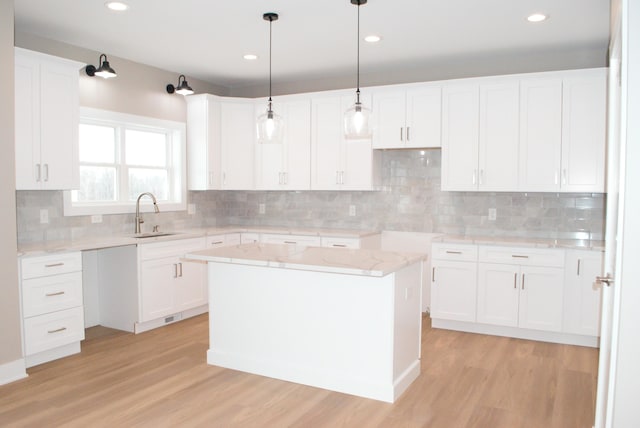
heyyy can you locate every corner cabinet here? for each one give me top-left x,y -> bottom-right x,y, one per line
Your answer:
311,94 -> 381,190
186,94 -> 255,190
372,85 -> 442,149
255,99 -> 311,190
14,48 -> 84,190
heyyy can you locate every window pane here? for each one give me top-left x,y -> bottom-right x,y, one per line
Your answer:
79,124 -> 116,163
128,168 -> 168,200
125,130 -> 167,167
74,166 -> 117,201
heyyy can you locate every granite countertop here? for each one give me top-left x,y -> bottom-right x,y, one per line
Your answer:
185,243 -> 426,277
17,227 -> 381,257
433,235 -> 605,251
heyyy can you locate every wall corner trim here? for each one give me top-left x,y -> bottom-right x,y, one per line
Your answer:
0,358 -> 28,386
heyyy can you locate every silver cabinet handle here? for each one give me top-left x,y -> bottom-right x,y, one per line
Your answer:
45,262 -> 65,268
577,259 -> 581,276
173,263 -> 178,278
562,169 -> 567,185
44,164 -> 49,182
512,255 -> 529,259
407,126 -> 411,141
46,291 -> 65,297
400,127 -> 403,141
331,244 -> 347,248
284,241 -> 297,244
48,327 -> 67,334
178,262 -> 183,277
554,170 -> 559,185
522,273 -> 526,290
211,240 -> 223,245
513,273 -> 517,289
446,251 -> 462,254
472,170 -> 477,185
432,267 -> 436,282
36,164 -> 41,182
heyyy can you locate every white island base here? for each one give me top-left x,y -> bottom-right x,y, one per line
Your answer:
200,246 -> 423,403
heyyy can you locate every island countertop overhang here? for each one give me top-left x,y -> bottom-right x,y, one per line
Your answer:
185,243 -> 426,277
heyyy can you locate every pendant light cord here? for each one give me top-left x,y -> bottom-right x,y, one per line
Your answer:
356,3 -> 361,104
269,17 -> 273,104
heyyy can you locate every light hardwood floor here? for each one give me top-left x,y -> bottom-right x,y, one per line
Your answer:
0,314 -> 598,427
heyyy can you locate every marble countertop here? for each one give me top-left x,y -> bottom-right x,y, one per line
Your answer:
185,243 -> 426,277
433,235 -> 605,251
17,227 -> 380,257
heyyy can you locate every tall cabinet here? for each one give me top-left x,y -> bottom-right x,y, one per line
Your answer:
14,48 -> 84,190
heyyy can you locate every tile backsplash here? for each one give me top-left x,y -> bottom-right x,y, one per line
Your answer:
16,149 -> 605,244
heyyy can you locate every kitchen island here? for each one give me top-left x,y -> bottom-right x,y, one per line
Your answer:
185,243 -> 425,403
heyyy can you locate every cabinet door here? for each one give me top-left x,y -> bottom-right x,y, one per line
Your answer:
139,257 -> 177,322
39,58 -> 80,189
282,100 -> 311,190
311,97 -> 342,190
14,53 -> 41,189
175,260 -> 207,312
477,263 -> 519,327
405,86 -> 442,149
441,84 -> 479,191
372,90 -> 406,149
341,95 -> 374,190
431,260 -> 477,322
563,250 -> 603,336
519,78 -> 562,191
221,101 -> 255,190
561,72 -> 607,192
187,95 -> 222,190
518,266 -> 564,332
478,82 -> 520,191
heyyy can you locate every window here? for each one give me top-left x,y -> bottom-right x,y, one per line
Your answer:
64,108 -> 186,216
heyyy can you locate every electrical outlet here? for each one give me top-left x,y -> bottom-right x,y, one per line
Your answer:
349,205 -> 356,216
39,209 -> 49,224
259,203 -> 266,214
188,203 -> 196,215
488,208 -> 497,221
91,214 -> 103,224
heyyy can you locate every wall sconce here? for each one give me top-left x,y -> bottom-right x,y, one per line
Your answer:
85,54 -> 117,79
166,75 -> 194,96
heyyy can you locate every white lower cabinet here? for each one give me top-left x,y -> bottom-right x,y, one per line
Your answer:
138,237 -> 207,324
20,252 -> 85,367
261,233 -> 322,247
563,249 -> 603,336
430,244 -> 478,322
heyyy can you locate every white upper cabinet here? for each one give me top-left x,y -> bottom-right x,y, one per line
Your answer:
561,70 -> 607,192
255,99 -> 311,190
186,95 -> 255,190
518,77 -> 563,192
15,48 -> 83,190
441,83 -> 480,191
372,85 -> 442,149
311,94 -> 378,190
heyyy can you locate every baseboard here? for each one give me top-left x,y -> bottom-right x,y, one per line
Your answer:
0,358 -> 28,386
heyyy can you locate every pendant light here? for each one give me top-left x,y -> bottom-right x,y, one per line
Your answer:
344,0 -> 372,139
256,12 -> 284,144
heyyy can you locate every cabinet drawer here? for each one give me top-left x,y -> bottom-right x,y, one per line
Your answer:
261,234 -> 322,247
431,243 -> 478,261
21,252 -> 82,279
479,245 -> 565,267
139,237 -> 206,260
24,306 -> 85,355
22,272 -> 83,317
207,233 -> 241,248
240,233 -> 260,244
321,237 -> 360,249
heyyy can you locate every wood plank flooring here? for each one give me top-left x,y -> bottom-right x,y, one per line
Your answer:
0,314 -> 598,427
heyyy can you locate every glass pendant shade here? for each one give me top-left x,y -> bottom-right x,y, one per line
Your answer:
344,101 -> 372,139
257,106 -> 284,143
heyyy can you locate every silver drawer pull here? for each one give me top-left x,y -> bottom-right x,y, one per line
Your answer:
211,241 -> 224,245
332,244 -> 347,248
48,327 -> 67,334
45,262 -> 65,268
445,251 -> 462,254
45,291 -> 65,297
511,255 -> 529,259
284,241 -> 297,244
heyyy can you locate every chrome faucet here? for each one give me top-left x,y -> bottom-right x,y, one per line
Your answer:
135,192 -> 160,234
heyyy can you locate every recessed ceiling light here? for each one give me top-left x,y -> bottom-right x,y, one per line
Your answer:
527,13 -> 548,22
243,54 -> 258,60
364,35 -> 381,43
105,2 -> 129,11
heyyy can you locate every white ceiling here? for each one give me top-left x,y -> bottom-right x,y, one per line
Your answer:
14,0 -> 610,89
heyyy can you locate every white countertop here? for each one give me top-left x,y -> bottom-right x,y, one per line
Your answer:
185,243 -> 426,277
433,235 -> 605,251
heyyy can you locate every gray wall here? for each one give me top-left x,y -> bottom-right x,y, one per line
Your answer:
0,0 -> 23,366
17,150 -> 605,245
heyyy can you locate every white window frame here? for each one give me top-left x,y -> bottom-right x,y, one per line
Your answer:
64,107 -> 187,216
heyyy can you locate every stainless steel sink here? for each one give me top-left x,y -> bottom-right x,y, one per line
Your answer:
132,232 -> 177,239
